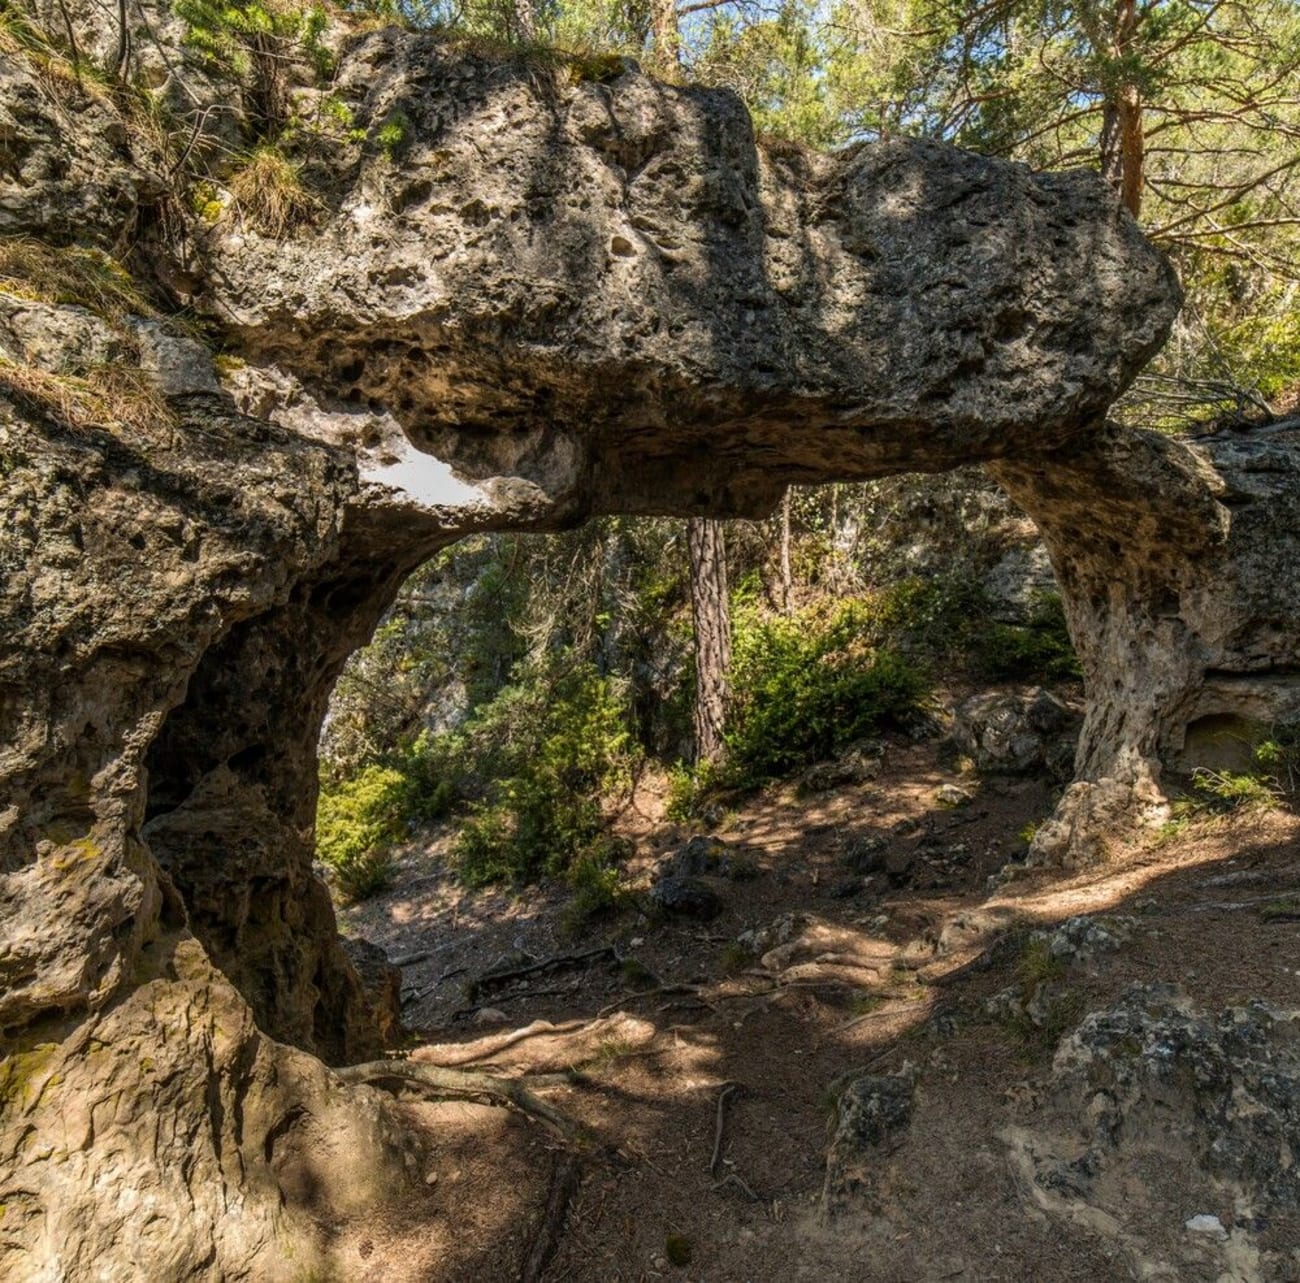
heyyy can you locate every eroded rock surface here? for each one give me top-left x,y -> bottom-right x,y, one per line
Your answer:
0,19 -> 1294,1282
195,34 -> 1178,518
1005,984 -> 1300,1279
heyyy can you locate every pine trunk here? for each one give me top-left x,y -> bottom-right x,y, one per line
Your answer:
650,0 -> 681,72
1100,0 -> 1143,217
779,488 -> 793,614
688,517 -> 731,764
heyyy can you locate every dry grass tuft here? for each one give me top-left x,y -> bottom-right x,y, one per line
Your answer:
225,146 -> 320,238
0,359 -> 175,434
0,237 -> 154,323
0,6 -> 112,104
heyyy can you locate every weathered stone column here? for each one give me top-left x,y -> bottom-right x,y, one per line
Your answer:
993,417 -> 1300,862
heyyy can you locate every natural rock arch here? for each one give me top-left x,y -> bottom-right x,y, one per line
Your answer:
2,32 -> 1298,1280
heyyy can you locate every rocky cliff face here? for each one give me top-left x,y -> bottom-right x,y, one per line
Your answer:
1,19 -> 1296,1281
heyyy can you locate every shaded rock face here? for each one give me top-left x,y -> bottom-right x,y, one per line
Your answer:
994,420 -> 1300,863
201,34 -> 1177,518
951,687 -> 1080,780
1005,985 -> 1300,1278
0,25 -> 1295,1283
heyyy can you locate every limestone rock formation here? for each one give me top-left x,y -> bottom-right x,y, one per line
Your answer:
951,687 -> 1080,780
0,18 -> 1296,1281
1005,984 -> 1300,1278
994,419 -> 1300,863
199,33 -> 1176,518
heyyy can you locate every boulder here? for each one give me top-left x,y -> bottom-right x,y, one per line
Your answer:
661,834 -> 759,880
823,1070 -> 917,1217
340,936 -> 405,1047
951,687 -> 1080,778
1005,985 -> 1300,1278
648,875 -> 723,920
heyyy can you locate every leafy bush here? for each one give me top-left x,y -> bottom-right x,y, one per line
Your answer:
449,659 -> 638,886
1189,766 -> 1280,813
315,764 -> 407,901
720,598 -> 929,787
974,591 -> 1081,683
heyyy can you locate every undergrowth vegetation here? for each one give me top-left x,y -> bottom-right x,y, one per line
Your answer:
715,596 -> 928,789
319,485 -> 1089,902
1156,732 -> 1300,843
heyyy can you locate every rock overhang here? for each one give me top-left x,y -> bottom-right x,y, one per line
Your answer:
197,39 -> 1182,519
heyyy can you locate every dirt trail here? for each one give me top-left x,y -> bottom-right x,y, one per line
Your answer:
338,739 -> 1300,1282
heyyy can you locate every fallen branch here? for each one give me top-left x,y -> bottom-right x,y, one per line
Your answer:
472,947 -> 619,997
339,1059 -> 590,1145
709,1083 -> 737,1177
519,1151 -> 583,1283
401,965 -> 467,1006
597,983 -> 775,1019
392,950 -> 433,968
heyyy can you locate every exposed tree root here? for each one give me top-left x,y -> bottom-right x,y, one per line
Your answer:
710,1082 -> 737,1177
416,1017 -> 594,1067
519,1150 -> 584,1283
338,1059 -> 592,1146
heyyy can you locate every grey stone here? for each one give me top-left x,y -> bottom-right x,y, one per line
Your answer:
951,687 -> 1080,778
1005,985 -> 1300,1278
736,913 -> 804,955
648,875 -> 723,920
798,741 -> 884,793
823,1070 -> 916,1216
841,833 -> 888,874
662,834 -> 758,880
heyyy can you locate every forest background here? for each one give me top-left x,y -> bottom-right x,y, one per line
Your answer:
82,0 -> 1299,903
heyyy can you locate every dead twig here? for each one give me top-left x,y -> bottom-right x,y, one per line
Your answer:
712,1171 -> 760,1201
709,1083 -> 737,1177
401,964 -> 466,1006
472,947 -> 618,997
519,1151 -> 583,1283
338,1059 -> 590,1146
597,983 -> 774,1020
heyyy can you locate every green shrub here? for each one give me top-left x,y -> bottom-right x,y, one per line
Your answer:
315,764 -> 407,901
560,844 -> 633,935
721,598 -> 929,787
1190,767 -> 1280,813
974,591 -> 1080,683
450,659 -> 638,886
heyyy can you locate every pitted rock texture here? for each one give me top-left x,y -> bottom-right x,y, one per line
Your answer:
1005,984 -> 1300,1279
199,35 -> 1179,516
1,936 -> 420,1283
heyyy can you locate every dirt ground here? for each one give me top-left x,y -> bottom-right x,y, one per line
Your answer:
336,732 -> 1300,1283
